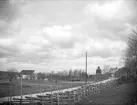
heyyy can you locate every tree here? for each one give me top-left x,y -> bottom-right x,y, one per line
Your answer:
103,65 -> 111,74
7,68 -> 18,72
124,26 -> 137,75
7,67 -> 18,81
37,72 -> 46,80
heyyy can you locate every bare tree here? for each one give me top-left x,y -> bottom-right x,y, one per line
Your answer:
7,67 -> 18,72
7,67 -> 18,81
103,65 -> 111,74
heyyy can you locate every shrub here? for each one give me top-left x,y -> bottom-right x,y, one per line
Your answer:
117,75 -> 137,84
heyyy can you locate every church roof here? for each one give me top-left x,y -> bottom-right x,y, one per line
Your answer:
20,70 -> 35,75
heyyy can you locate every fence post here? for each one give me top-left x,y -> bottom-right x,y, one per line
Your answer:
51,86 -> 53,105
20,76 -> 22,105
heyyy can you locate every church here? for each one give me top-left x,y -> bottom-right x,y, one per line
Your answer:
96,66 -> 102,75
90,66 -> 108,81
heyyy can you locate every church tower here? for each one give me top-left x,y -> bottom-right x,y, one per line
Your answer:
96,66 -> 102,75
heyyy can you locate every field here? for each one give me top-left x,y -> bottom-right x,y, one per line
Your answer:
76,82 -> 137,105
0,79 -> 87,98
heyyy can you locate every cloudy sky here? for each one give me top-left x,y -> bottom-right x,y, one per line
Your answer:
0,0 -> 137,74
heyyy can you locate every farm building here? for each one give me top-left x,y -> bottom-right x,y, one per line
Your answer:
114,67 -> 135,77
20,70 -> 35,80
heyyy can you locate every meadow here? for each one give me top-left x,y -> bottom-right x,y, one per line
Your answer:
0,79 -> 86,98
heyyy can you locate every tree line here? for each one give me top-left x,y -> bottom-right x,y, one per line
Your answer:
6,68 -> 87,81
35,69 -> 87,81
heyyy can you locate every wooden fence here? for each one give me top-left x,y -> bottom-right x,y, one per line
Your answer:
2,78 -> 117,105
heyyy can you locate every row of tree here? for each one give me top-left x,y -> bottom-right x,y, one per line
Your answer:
6,68 -> 87,81
35,69 -> 87,80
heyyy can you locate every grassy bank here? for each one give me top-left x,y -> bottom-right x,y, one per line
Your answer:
76,76 -> 137,105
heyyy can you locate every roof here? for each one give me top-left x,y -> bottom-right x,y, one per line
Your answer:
20,70 -> 35,75
108,67 -> 119,73
115,67 -> 129,75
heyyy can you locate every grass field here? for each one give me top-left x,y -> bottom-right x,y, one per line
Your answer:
76,82 -> 137,105
0,79 -> 86,98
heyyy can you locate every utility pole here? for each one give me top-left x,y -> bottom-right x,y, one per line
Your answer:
85,52 -> 87,84
9,78 -> 12,105
20,75 -> 22,105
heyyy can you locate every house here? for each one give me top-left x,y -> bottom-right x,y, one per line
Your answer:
108,67 -> 119,77
114,67 -> 130,77
20,70 -> 35,80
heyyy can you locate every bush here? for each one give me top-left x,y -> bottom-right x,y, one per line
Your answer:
128,75 -> 137,82
117,75 -> 137,84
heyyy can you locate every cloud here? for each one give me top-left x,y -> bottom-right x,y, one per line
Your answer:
0,37 -> 20,59
72,37 -> 126,58
37,24 -> 126,60
0,0 -> 18,22
85,0 -> 122,19
83,0 -> 137,41
84,0 -> 137,20
39,25 -> 76,49
42,25 -> 72,42
0,0 -> 136,73
0,0 -> 20,37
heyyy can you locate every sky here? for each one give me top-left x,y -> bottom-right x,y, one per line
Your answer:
0,0 -> 137,74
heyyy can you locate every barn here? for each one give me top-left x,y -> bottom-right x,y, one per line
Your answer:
20,70 -> 35,80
